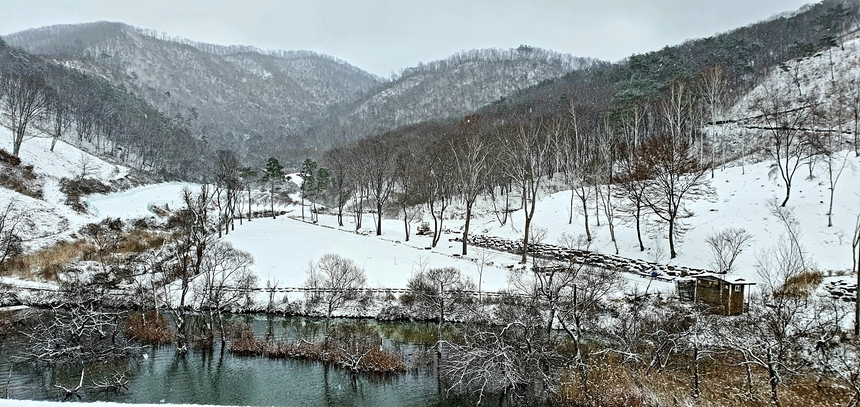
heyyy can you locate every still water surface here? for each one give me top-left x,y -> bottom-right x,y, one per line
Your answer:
1,315 -> 465,406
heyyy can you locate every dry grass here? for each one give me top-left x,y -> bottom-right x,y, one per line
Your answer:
125,311 -> 173,345
115,229 -> 166,254
0,165 -> 42,199
1,239 -> 91,280
776,270 -> 824,299
559,355 -> 653,407
229,326 -> 407,374
558,351 -> 851,407
1,229 -> 167,280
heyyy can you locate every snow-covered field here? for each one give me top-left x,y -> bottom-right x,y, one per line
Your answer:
223,215 -> 514,291
4,132 -> 858,295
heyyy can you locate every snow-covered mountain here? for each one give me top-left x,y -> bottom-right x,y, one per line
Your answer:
4,22 -> 383,153
315,47 -> 604,143
5,23 -> 597,152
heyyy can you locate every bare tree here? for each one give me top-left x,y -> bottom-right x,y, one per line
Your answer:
407,266 -> 474,329
425,141 -> 455,248
699,65 -> 727,174
0,202 -> 25,269
640,133 -> 712,259
451,114 -> 491,255
162,185 -> 216,352
304,253 -> 367,319
720,236 -> 816,407
322,147 -> 354,227
557,107 -> 597,241
214,150 -> 241,235
498,121 -> 553,263
813,78 -> 854,227
440,319 -> 561,405
359,138 -> 397,236
238,166 -> 258,223
393,139 -> 425,242
705,228 -> 754,273
853,213 -> 860,336
596,120 -> 620,254
194,240 -> 256,346
1,72 -> 51,157
750,82 -> 815,207
616,153 -> 650,252
44,87 -> 72,152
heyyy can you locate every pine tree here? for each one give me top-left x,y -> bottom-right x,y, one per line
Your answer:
260,157 -> 285,219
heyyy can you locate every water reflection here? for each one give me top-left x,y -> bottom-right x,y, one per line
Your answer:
1,315 -> 473,406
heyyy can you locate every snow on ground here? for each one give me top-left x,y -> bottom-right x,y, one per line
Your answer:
0,129 -> 127,250
730,33 -> 860,120
223,215 -> 515,292
0,129 -> 129,183
86,182 -> 191,219
467,154 -> 860,287
71,147 -> 858,296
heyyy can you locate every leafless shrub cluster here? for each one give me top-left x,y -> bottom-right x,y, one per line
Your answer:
124,311 -> 172,345
229,323 -> 406,374
705,227 -> 754,273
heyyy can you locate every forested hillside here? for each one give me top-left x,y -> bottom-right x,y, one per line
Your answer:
5,23 -> 598,164
480,0 -> 860,122
0,36 -> 208,178
312,47 -> 604,144
5,21 -> 383,159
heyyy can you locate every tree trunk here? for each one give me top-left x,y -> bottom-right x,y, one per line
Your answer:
692,345 -> 700,398
402,207 -> 410,242
828,184 -> 835,227
462,201 -> 473,255
569,189 -> 575,224
522,211 -> 532,264
668,218 -> 677,259
579,192 -> 591,242
376,203 -> 383,236
635,206 -> 645,251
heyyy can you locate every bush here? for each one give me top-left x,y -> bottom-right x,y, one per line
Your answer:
0,149 -> 21,166
0,161 -> 42,199
125,311 -> 173,345
775,270 -> 824,299
229,328 -> 407,373
60,177 -> 112,213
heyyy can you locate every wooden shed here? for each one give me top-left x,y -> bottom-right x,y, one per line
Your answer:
676,273 -> 755,315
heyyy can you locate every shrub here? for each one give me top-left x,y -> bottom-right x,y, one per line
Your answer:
229,329 -> 406,373
775,270 -> 824,299
0,162 -> 42,199
60,177 -> 112,213
125,311 -> 173,345
0,149 -> 20,166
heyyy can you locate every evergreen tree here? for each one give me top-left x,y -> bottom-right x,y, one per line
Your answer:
261,157 -> 285,219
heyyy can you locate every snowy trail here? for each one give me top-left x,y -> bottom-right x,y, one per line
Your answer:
86,182 -> 191,218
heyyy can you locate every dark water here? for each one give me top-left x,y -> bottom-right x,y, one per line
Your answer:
0,316 -> 466,406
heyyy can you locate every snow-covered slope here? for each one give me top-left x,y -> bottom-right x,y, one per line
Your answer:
1,128 -> 122,249
0,128 -> 186,251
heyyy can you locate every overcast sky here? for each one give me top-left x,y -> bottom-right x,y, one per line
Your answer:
1,0 -> 812,77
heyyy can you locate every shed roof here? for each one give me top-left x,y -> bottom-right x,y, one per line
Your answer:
695,273 -> 756,286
